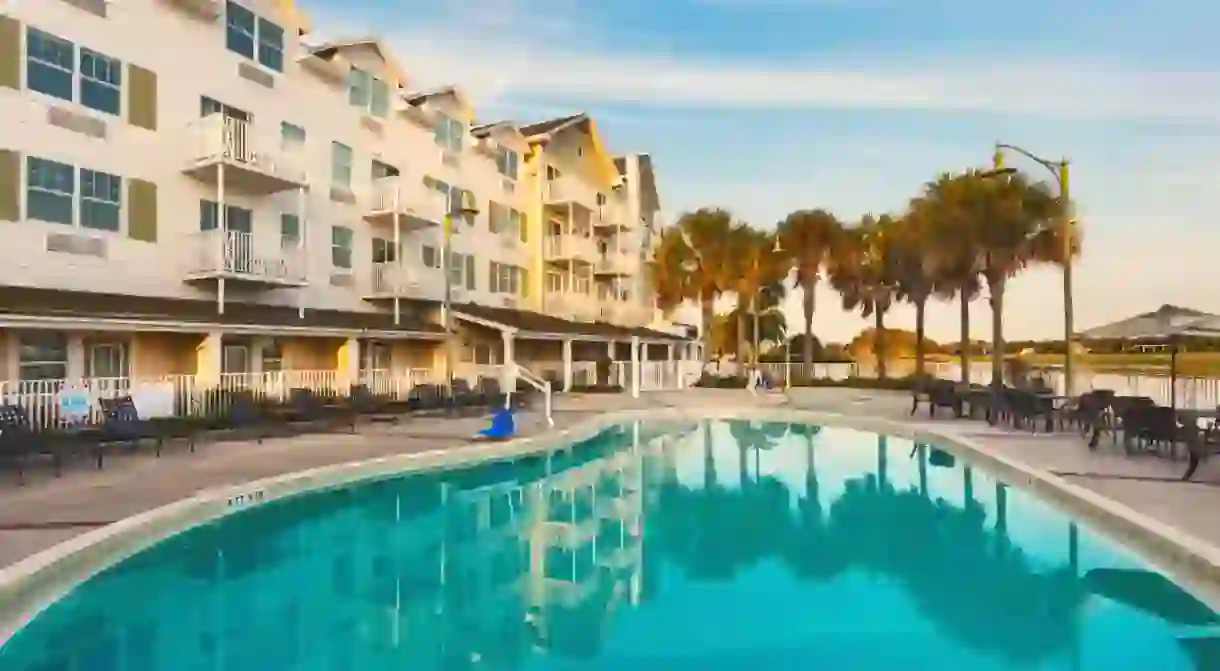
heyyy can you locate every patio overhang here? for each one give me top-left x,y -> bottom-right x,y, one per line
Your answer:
449,303 -> 692,344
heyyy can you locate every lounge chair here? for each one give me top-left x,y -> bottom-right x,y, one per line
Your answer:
0,404 -> 72,484
910,378 -> 964,418
406,384 -> 445,412
348,385 -> 402,429
218,390 -> 284,443
89,396 -> 173,467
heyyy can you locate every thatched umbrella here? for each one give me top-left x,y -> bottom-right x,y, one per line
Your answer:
1077,304 -> 1220,409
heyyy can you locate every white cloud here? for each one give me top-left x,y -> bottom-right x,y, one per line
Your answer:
298,0 -> 1220,123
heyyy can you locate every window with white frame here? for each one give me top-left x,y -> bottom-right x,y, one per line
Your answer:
495,148 -> 519,180
281,122 -> 305,150
225,1 -> 284,72
331,142 -> 353,188
349,68 -> 390,118
200,200 -> 252,233
19,332 -> 68,381
422,244 -> 440,269
434,114 -> 464,153
86,341 -> 129,379
25,28 -> 123,116
79,169 -> 121,231
221,343 -> 251,375
372,237 -> 397,264
26,157 -> 74,226
262,340 -> 283,372
489,262 -> 525,295
280,213 -> 299,250
332,226 -> 353,269
201,96 -> 251,121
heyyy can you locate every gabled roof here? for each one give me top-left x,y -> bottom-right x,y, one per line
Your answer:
613,154 -> 661,214
403,86 -> 473,119
306,37 -> 408,86
519,112 -> 588,138
471,121 -> 528,151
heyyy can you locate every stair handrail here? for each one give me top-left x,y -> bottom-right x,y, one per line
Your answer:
511,363 -> 553,427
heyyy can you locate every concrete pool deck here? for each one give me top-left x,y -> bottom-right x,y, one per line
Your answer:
2,386 -> 1220,574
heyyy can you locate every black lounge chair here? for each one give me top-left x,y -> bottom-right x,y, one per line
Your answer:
446,378 -> 482,415
89,396 -> 172,468
348,385 -> 402,429
476,377 -> 508,411
218,390 -> 285,443
910,378 -> 964,419
0,404 -> 72,484
406,384 -> 445,412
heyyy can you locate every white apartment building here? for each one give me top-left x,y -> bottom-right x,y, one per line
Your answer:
0,0 -> 699,409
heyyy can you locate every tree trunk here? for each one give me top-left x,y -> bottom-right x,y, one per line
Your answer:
736,307 -> 747,364
959,292 -> 971,384
751,296 -> 760,365
989,277 -> 1006,388
802,278 -> 816,367
874,308 -> 888,380
914,296 -> 928,378
701,296 -> 715,367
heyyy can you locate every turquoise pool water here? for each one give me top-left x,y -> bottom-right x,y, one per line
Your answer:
2,420 -> 1217,670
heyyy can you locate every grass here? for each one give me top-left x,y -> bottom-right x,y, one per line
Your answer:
919,352 -> 1220,376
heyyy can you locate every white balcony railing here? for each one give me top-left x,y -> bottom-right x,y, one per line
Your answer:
187,115 -> 307,186
188,229 -> 307,283
546,235 -> 597,260
371,262 -> 442,298
544,177 -> 598,208
595,252 -> 636,275
369,178 -> 449,225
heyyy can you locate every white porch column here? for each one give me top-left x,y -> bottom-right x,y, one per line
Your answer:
665,343 -> 675,388
630,335 -> 641,398
501,331 -> 515,392
250,336 -> 270,375
196,331 -> 223,387
66,333 -> 86,381
338,337 -> 360,390
562,338 -> 574,392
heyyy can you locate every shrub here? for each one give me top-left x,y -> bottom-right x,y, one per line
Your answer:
693,373 -> 747,388
789,375 -> 921,391
570,383 -> 623,394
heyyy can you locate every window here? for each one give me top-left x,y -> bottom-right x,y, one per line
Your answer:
26,157 -> 74,226
371,160 -> 398,179
465,254 -> 476,290
261,341 -> 283,372
422,245 -> 439,269
79,169 -> 121,231
280,213 -> 300,249
256,18 -> 284,71
546,165 -> 562,181
281,122 -> 306,149
596,193 -> 607,207
19,333 -> 68,381
576,147 -> 583,157
347,68 -> 370,107
200,200 -> 252,233
331,142 -> 353,188
201,96 -> 250,121
225,2 -> 284,72
221,343 -> 251,374
86,341 -> 129,379
495,149 -> 519,180
26,29 -> 74,103
372,237 -> 397,264
488,201 -> 506,234
370,79 -> 389,117
434,115 -> 464,153
490,262 -> 525,295
78,47 -> 122,115
332,226 -> 353,269
449,251 -> 464,287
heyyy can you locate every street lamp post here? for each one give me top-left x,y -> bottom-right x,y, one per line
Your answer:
442,191 -> 481,393
991,143 -> 1074,396
751,237 -> 784,372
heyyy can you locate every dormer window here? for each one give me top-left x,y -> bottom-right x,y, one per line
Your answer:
435,114 -> 464,153
348,67 -> 390,117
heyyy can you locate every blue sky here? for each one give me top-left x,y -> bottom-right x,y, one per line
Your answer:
301,0 -> 1220,343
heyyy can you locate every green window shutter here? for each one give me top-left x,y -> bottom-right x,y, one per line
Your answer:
0,16 -> 20,91
520,268 -> 530,298
127,64 -> 158,130
127,179 -> 158,241
0,149 -> 18,221
518,211 -> 529,243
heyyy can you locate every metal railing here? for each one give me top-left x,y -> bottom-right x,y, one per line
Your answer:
511,364 -> 553,426
189,115 -> 306,184
189,229 -> 307,282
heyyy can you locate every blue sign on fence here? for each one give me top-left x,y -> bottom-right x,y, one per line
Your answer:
57,388 -> 92,422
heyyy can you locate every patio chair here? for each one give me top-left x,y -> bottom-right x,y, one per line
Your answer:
347,384 -> 402,429
445,378 -> 482,416
1089,396 -> 1156,450
476,377 -> 508,411
1064,389 -> 1115,436
270,388 -> 350,430
405,384 -> 445,412
217,389 -> 284,443
0,404 -> 71,484
88,396 -> 172,468
910,378 -> 964,419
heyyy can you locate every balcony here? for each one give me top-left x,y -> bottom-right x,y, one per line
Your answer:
593,251 -> 636,276
543,177 -> 598,211
592,201 -> 628,230
545,235 -> 597,264
185,230 -> 307,286
364,178 -> 448,230
366,263 -> 442,300
182,116 -> 307,195
599,299 -> 652,326
546,292 -> 596,321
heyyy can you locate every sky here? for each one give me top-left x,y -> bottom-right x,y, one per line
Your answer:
300,0 -> 1220,344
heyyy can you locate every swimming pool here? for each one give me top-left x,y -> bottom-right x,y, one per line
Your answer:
1,419 -> 1216,669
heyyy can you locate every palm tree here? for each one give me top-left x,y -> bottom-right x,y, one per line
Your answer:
967,172 -> 1063,386
921,172 -> 984,384
649,208 -> 739,365
728,226 -> 788,365
828,215 -> 899,379
890,198 -> 944,378
777,209 -> 842,371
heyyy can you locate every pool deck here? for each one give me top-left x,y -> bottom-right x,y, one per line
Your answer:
2,387 -> 1219,572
